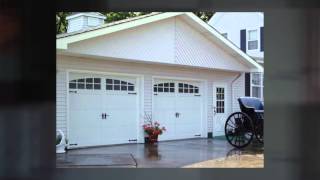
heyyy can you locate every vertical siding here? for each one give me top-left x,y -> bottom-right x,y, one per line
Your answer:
232,73 -> 245,112
56,70 -> 67,135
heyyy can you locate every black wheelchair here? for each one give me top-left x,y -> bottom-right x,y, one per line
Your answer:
224,97 -> 264,148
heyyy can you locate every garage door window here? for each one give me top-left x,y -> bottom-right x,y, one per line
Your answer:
69,78 -> 101,90
106,79 -> 134,91
154,83 -> 175,93
178,83 -> 199,94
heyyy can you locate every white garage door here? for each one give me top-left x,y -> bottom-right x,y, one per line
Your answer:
153,79 -> 202,141
68,73 -> 138,148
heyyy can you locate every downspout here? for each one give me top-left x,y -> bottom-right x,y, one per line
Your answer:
231,73 -> 243,112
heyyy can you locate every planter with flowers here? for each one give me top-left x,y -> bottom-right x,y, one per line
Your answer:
143,121 -> 166,144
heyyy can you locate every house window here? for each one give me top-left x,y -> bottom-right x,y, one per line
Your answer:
178,83 -> 199,94
248,30 -> 258,50
154,82 -> 175,93
251,72 -> 264,100
69,78 -> 101,90
106,79 -> 134,91
216,87 -> 225,113
222,33 -> 228,38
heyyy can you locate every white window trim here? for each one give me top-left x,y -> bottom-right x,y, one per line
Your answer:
247,29 -> 259,50
250,72 -> 264,101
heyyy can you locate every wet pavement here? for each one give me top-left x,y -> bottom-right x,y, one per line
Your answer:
56,138 -> 263,168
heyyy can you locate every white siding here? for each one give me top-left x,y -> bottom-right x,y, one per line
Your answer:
175,17 -> 248,72
68,18 -> 176,64
67,16 -> 84,33
207,81 -> 213,132
56,71 -> 67,135
67,17 -> 250,72
231,72 -> 245,112
57,55 -> 245,139
144,75 -> 153,115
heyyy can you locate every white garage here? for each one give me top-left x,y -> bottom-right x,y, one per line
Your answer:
56,12 -> 263,149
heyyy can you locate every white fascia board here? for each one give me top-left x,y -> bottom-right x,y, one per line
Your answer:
184,12 -> 264,72
57,12 -> 184,50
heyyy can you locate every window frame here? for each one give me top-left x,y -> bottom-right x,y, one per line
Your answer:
247,29 -> 258,50
216,87 -> 225,113
250,72 -> 264,101
105,78 -> 135,92
177,83 -> 199,94
153,82 -> 175,93
69,77 -> 101,90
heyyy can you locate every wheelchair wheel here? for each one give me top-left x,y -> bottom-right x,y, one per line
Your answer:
255,120 -> 264,144
225,112 -> 254,148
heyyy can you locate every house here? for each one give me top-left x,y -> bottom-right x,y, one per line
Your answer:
56,12 -> 263,148
208,12 -> 264,100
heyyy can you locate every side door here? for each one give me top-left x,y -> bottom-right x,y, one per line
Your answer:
212,83 -> 228,137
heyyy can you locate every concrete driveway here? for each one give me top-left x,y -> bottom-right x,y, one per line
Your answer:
56,138 -> 263,168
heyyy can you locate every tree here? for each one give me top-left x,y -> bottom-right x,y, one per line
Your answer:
56,12 -> 71,34
56,12 -> 214,34
193,12 -> 214,22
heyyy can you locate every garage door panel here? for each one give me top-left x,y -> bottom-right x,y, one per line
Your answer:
70,94 -> 103,110
153,79 -> 202,141
68,73 -> 139,147
105,94 -> 136,108
101,93 -> 138,144
69,109 -> 102,147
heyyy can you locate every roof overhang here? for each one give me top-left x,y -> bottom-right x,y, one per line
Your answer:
57,51 -> 251,74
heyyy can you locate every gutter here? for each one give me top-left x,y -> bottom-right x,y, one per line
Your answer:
231,73 -> 243,112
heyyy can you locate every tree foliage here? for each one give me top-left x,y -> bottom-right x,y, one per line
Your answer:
56,12 -> 214,34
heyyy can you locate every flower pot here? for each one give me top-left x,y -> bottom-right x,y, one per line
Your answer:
145,134 -> 158,144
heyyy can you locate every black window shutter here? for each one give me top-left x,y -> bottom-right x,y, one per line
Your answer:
260,27 -> 264,52
240,29 -> 246,53
245,73 -> 251,96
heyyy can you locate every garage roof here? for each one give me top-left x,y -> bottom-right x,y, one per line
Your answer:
57,12 -> 263,72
